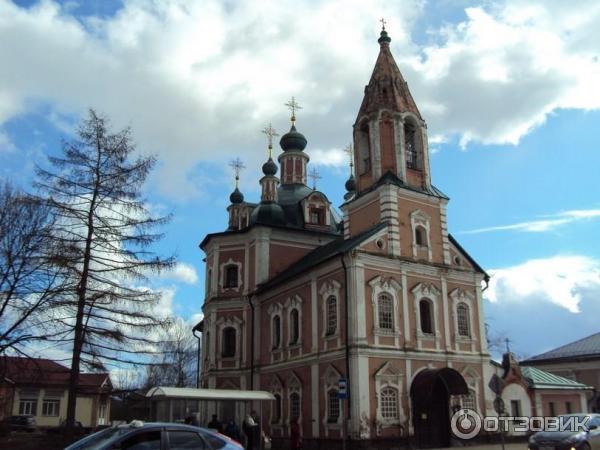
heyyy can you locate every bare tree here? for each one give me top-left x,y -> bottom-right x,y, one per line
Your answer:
35,109 -> 175,432
0,182 -> 64,354
144,318 -> 198,388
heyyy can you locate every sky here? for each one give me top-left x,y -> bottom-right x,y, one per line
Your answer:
1,0 -> 599,361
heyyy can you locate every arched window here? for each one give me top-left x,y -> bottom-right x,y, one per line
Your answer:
272,393 -> 282,423
405,122 -> 419,170
380,387 -> 399,419
415,226 -> 426,246
326,296 -> 337,336
419,299 -> 433,334
290,309 -> 300,345
327,389 -> 340,423
378,293 -> 393,330
221,327 -> 236,357
224,265 -> 238,288
457,302 -> 470,337
358,122 -> 371,175
204,331 -> 210,361
290,392 -> 301,420
206,268 -> 212,294
272,315 -> 281,349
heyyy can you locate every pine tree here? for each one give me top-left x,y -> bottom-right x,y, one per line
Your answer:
35,109 -> 175,432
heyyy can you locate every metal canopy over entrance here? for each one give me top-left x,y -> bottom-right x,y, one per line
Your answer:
410,368 -> 469,448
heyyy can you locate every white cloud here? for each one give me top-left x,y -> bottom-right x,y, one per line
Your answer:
485,255 -> 600,313
1,0 -> 600,199
463,208 -> 600,233
167,262 -> 199,285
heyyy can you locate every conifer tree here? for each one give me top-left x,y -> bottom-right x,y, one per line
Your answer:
36,109 -> 175,432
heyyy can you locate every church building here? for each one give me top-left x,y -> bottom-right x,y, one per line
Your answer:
198,26 -> 493,448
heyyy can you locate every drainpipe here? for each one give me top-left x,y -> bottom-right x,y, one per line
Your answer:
341,254 -> 351,419
248,295 -> 256,390
192,322 -> 202,388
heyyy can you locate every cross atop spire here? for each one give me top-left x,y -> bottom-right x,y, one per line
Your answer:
229,157 -> 246,187
261,123 -> 279,157
308,167 -> 321,190
285,96 -> 302,125
344,143 -> 354,174
380,18 -> 386,30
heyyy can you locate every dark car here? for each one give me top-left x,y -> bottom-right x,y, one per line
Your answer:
47,420 -> 88,436
528,414 -> 600,450
5,415 -> 37,432
64,420 -> 243,450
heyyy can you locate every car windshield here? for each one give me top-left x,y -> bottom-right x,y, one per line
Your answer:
64,426 -> 130,450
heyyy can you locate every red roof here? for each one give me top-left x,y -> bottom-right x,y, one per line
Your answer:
0,356 -> 111,392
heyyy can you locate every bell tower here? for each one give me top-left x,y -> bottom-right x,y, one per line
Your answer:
353,23 -> 431,193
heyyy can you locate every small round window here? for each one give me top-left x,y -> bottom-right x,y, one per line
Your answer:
376,238 -> 385,249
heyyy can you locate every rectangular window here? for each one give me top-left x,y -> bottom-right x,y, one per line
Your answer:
19,399 -> 37,416
310,208 -> 324,225
462,393 -> 476,411
42,399 -> 60,416
510,400 -> 521,417
549,401 -> 556,416
566,401 -> 572,414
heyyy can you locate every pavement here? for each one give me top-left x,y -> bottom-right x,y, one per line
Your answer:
430,444 -> 526,450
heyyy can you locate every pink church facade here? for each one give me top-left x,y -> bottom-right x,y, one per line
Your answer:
199,28 -> 493,448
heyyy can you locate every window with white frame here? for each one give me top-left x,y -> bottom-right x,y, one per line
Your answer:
290,392 -> 301,420
415,226 -> 426,246
378,293 -> 394,330
457,302 -> 470,337
19,399 -> 37,415
272,315 -> 281,349
42,399 -> 60,416
327,389 -> 340,423
326,296 -> 337,336
290,308 -> 300,345
380,387 -> 399,420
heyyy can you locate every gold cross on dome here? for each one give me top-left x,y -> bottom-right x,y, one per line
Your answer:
229,157 -> 246,186
308,167 -> 322,189
285,96 -> 302,125
261,123 -> 279,156
380,18 -> 387,30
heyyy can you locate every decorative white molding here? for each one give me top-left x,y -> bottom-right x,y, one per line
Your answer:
287,371 -> 303,426
368,276 -> 402,346
411,283 -> 441,350
374,362 -> 405,428
449,288 -> 477,352
219,258 -> 243,292
215,315 -> 243,369
322,365 -> 343,434
320,280 -> 341,343
410,210 -> 432,261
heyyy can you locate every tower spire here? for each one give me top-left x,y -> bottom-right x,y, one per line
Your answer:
228,157 -> 245,204
279,96 -> 310,185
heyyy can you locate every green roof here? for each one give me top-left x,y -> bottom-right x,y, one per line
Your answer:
521,366 -> 593,390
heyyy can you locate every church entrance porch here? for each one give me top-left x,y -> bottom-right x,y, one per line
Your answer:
410,368 -> 469,448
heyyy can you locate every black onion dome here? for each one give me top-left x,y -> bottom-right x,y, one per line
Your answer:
345,174 -> 356,192
280,125 -> 307,151
229,187 -> 244,204
262,157 -> 277,176
378,29 -> 391,45
249,202 -> 285,226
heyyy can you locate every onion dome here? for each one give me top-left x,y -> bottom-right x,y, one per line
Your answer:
229,186 -> 244,204
345,174 -> 356,192
262,157 -> 277,176
280,125 -> 307,151
378,28 -> 391,45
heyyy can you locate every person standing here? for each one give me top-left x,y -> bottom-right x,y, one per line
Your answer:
290,417 -> 302,450
243,412 -> 258,450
